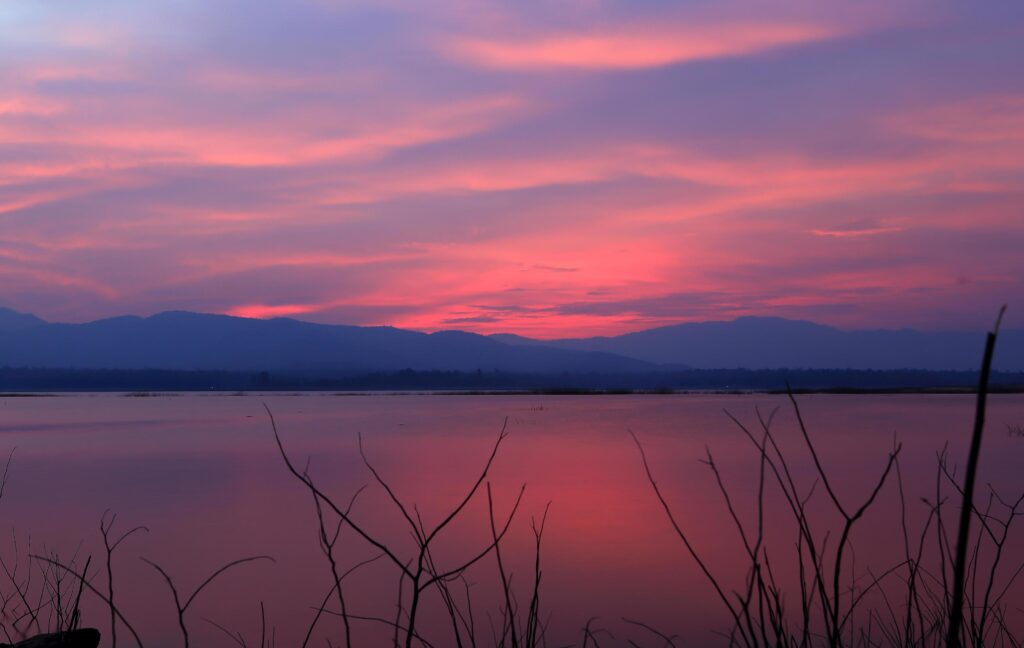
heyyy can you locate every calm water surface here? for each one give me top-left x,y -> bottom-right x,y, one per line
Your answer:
1,393 -> 1023,646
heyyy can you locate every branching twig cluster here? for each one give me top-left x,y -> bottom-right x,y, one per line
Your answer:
631,309 -> 1023,647
270,406 -> 552,648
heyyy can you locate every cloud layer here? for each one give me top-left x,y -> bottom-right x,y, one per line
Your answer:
1,0 -> 1023,336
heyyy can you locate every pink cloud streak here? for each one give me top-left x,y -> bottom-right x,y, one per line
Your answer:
444,22 -> 840,70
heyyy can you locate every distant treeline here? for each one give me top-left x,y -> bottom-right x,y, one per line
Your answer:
1,366 -> 1023,392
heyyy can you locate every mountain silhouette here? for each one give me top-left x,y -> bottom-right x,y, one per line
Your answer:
491,316 -> 1024,371
0,309 -> 650,374
0,307 -> 46,333
1,308 -> 1020,372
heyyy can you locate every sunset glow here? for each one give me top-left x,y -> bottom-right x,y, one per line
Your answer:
2,1 -> 1022,336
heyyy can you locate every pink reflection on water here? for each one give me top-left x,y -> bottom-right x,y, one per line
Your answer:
0,393 -> 1022,646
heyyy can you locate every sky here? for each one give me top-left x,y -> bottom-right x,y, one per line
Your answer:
1,1 -> 1023,338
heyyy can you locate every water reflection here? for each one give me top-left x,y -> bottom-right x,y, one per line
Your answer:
0,393 -> 1021,646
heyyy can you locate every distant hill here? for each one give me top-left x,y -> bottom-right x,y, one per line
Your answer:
491,316 -> 1024,371
0,307 -> 46,333
0,308 -> 1020,374
0,309 -> 650,374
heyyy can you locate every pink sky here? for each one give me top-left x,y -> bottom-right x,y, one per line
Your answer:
1,0 -> 1022,337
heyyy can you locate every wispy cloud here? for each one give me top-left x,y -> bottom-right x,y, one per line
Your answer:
442,22 -> 840,71
811,227 -> 903,238
887,94 -> 1024,144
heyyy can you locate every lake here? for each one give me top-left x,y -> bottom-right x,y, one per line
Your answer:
1,393 -> 1022,647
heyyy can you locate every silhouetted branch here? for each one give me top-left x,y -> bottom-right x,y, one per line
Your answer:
948,305 -> 1005,648
29,553 -> 144,647
141,555 -> 273,648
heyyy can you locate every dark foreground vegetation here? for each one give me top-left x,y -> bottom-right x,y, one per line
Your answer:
2,367 -> 1023,393
0,313 -> 1021,646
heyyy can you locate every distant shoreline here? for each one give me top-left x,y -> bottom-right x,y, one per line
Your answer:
2,366 -> 1023,395
3,386 -> 1023,397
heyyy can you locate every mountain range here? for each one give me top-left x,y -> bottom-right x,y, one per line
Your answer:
0,307 -> 1021,373
491,317 -> 1024,371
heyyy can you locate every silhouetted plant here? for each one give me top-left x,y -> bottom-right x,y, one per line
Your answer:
631,309 -> 1023,647
269,407 -> 551,648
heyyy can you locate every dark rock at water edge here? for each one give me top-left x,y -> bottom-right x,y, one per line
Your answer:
0,629 -> 100,648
